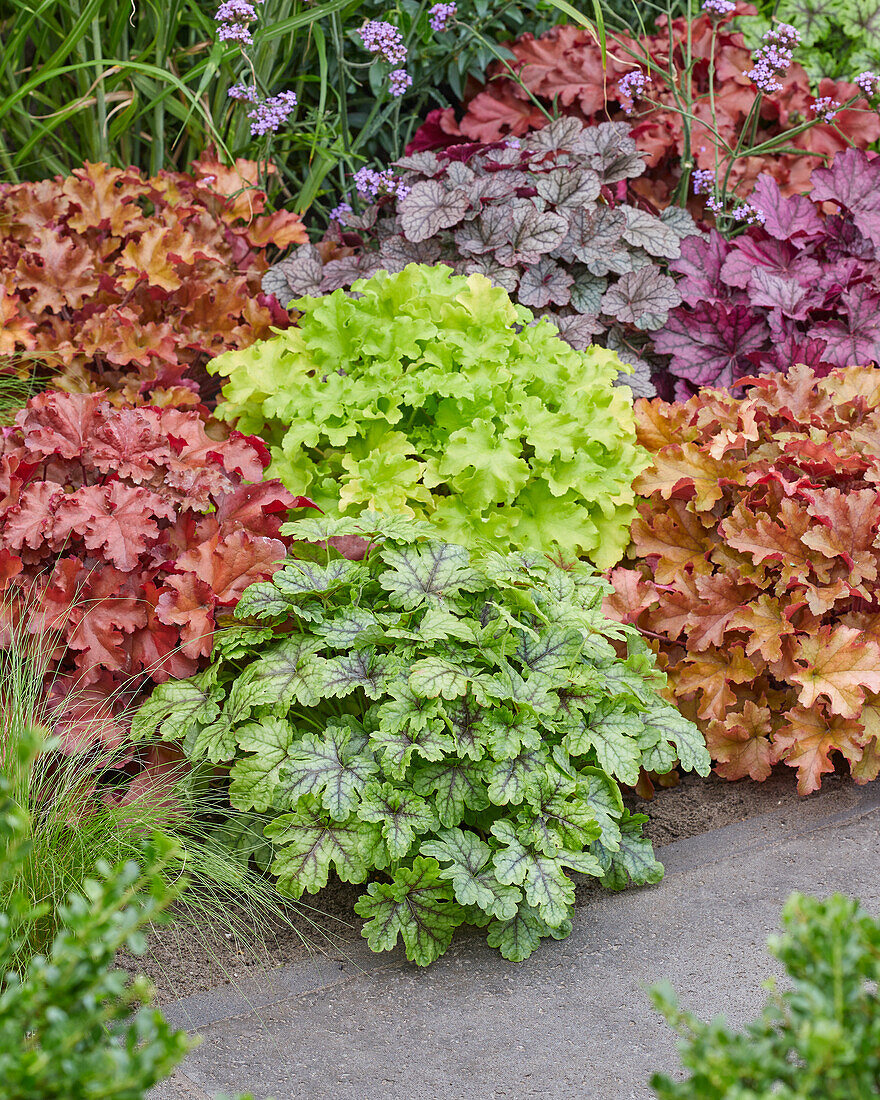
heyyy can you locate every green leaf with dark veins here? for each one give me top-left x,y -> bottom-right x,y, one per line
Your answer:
313,608 -> 388,650
131,667 -> 221,743
266,796 -> 381,897
273,558 -> 360,598
229,717 -> 296,813
486,903 -> 573,962
487,750 -> 546,805
369,721 -> 453,780
641,701 -> 711,776
514,627 -> 585,673
422,827 -> 521,919
359,781 -> 438,859
594,811 -> 664,891
233,582 -> 297,623
444,695 -> 492,761
583,766 -> 624,851
380,542 -> 485,609
519,774 -> 601,855
280,722 -> 378,819
565,701 -> 642,787
233,636 -> 327,710
408,656 -> 473,700
374,687 -> 443,735
413,760 -> 490,826
354,857 -> 466,966
323,647 -> 400,700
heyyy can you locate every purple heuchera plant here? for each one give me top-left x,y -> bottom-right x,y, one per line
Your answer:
263,117 -> 704,398
653,148 -> 880,399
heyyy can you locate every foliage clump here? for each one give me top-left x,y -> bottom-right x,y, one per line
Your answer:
650,892 -> 880,1099
264,118 -> 701,395
607,365 -> 880,794
0,731 -> 191,1100
136,514 -> 709,966
0,390 -> 312,746
410,12 -> 879,208
212,263 -> 649,567
0,156 -> 305,405
653,149 -> 880,397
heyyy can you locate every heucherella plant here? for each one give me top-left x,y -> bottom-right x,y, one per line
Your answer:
134,514 -> 710,965
210,263 -> 649,569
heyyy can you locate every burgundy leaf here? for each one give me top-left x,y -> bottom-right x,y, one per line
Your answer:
653,302 -> 771,386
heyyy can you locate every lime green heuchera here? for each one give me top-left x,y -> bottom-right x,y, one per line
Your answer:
210,264 -> 648,569
135,515 -> 709,966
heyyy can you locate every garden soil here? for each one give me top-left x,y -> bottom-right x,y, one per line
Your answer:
122,766 -> 836,1003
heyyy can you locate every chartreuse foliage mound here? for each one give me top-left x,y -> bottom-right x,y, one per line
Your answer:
209,264 -> 648,570
135,514 -> 709,966
650,893 -> 880,1099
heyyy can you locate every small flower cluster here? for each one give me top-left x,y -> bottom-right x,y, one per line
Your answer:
811,96 -> 841,123
359,19 -> 407,65
330,201 -> 353,224
701,0 -> 735,16
353,166 -> 410,201
691,168 -> 715,194
857,71 -> 880,98
359,19 -> 413,98
744,23 -> 800,94
228,85 -> 297,135
429,3 -> 456,32
702,189 -> 765,225
618,70 -> 648,114
215,0 -> 261,44
389,69 -> 412,97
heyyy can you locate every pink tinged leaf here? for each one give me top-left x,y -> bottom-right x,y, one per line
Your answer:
15,391 -> 104,460
456,256 -> 520,294
175,529 -> 287,604
398,179 -> 472,242
2,482 -> 65,551
746,268 -> 813,321
156,573 -> 216,659
747,173 -> 824,243
54,483 -> 176,571
670,230 -> 733,306
810,283 -> 880,367
810,148 -> 880,247
653,302 -> 771,386
720,236 -> 823,293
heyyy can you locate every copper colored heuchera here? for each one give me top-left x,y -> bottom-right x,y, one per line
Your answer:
1,155 -> 306,406
0,391 -> 315,751
408,6 -> 880,209
605,365 -> 880,794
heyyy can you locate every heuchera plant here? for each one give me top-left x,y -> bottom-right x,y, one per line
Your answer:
135,513 -> 709,966
653,149 -> 880,398
409,7 -> 880,209
0,390 -> 312,748
606,365 -> 880,794
0,156 -> 306,406
263,118 -> 701,396
212,263 -> 649,567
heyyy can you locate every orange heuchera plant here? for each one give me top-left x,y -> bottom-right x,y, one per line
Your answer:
411,7 -> 880,209
1,156 -> 306,406
605,364 -> 880,794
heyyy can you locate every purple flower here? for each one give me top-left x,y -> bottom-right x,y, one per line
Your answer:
811,96 -> 841,123
388,68 -> 412,97
618,70 -> 648,114
359,20 -> 407,66
217,21 -> 253,42
701,0 -> 735,14
856,71 -> 880,98
330,201 -> 352,224
228,82 -> 259,102
353,166 -> 409,200
731,203 -> 766,225
429,3 -> 456,32
706,195 -> 725,215
692,168 -> 715,195
246,90 -> 298,136
744,23 -> 800,94
216,0 -> 257,22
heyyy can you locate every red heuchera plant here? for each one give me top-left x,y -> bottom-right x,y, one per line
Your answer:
653,148 -> 880,399
605,365 -> 880,794
1,156 -> 306,406
410,8 -> 879,209
0,391 -> 314,751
